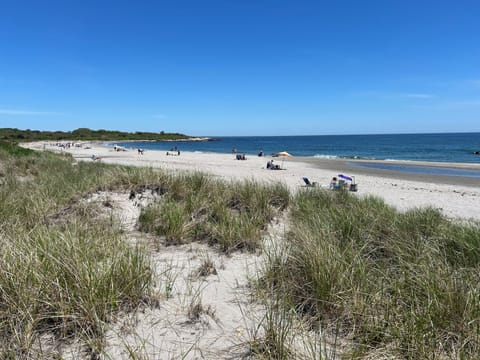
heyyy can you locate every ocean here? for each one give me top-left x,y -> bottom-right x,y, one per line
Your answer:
115,132 -> 480,164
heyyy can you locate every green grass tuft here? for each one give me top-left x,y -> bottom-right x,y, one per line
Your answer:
138,175 -> 290,252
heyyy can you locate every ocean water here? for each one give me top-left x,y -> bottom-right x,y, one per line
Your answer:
115,132 -> 480,164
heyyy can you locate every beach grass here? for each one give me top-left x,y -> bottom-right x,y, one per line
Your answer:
138,175 -> 290,252
0,147 -> 156,357
0,143 -> 290,356
259,187 -> 480,358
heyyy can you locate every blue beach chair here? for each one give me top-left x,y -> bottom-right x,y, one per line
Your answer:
302,177 -> 317,187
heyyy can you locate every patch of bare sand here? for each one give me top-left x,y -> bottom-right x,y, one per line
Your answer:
51,189 -> 333,359
47,190 -> 272,359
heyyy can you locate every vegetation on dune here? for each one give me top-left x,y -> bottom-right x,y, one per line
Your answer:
260,188 -> 480,359
0,142 -> 288,357
0,127 -> 194,142
0,139 -> 37,156
138,173 -> 290,252
0,145 -> 158,357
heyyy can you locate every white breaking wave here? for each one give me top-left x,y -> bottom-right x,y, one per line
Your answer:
313,154 -> 338,159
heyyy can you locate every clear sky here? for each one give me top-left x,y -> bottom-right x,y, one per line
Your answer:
1,0 -> 479,136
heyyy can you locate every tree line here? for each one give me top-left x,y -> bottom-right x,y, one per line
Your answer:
0,127 -> 191,142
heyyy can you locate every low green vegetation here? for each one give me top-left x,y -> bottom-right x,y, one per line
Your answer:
0,139 -> 37,156
0,146 -> 158,357
0,127 -> 194,141
138,173 -> 290,252
261,188 -> 480,359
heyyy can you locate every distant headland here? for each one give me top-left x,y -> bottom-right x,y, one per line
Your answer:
0,128 -> 214,142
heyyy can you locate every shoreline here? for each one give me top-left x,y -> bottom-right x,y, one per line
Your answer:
21,141 -> 480,221
108,140 -> 480,170
292,157 -> 480,187
108,137 -> 215,143
111,141 -> 480,186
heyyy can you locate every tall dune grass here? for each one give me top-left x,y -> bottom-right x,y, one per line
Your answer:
0,145 -> 290,357
138,174 -> 290,252
0,147 -> 156,357
261,188 -> 480,358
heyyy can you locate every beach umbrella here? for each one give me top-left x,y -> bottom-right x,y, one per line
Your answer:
276,151 -> 292,157
338,174 -> 353,181
276,151 -> 292,168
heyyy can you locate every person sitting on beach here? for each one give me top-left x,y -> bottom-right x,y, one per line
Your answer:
330,176 -> 338,189
267,160 -> 280,169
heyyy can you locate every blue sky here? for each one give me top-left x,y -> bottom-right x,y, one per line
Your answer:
1,0 -> 479,136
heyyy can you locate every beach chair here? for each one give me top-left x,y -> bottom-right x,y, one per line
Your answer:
302,177 -> 317,187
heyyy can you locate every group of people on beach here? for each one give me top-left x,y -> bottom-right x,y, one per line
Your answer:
166,146 -> 180,156
329,176 -> 357,191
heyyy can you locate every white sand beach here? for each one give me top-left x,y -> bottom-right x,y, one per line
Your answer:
24,141 -> 480,221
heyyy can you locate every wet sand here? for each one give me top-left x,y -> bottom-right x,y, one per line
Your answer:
292,157 -> 480,187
